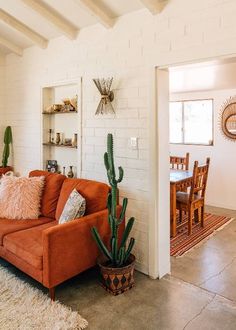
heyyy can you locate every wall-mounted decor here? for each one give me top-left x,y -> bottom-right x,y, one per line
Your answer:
220,96 -> 236,141
93,77 -> 115,115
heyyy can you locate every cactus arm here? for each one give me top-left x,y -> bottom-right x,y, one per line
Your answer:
120,217 -> 135,248
117,247 -> 125,266
123,237 -> 135,263
107,134 -> 116,177
108,215 -> 113,235
117,166 -> 124,183
109,214 -> 116,237
2,126 -> 12,168
107,193 -> 112,214
111,186 -> 117,218
4,126 -> 12,144
118,198 -> 128,224
2,145 -> 9,168
104,152 -> 109,171
91,227 -> 112,260
111,236 -> 118,265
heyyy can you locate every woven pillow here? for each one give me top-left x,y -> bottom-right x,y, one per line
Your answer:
0,175 -> 45,220
59,189 -> 86,224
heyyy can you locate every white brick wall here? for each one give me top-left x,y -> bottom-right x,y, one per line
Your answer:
0,56 -> 6,159
4,0 -> 236,274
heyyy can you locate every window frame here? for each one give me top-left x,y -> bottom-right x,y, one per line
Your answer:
169,98 -> 214,146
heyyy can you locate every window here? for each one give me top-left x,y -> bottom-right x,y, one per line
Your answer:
170,99 -> 213,145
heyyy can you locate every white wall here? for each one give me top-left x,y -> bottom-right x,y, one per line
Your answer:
170,60 -> 236,93
4,0 -> 236,275
170,88 -> 236,210
0,56 -> 6,158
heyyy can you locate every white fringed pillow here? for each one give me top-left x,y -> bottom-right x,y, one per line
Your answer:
0,175 -> 45,220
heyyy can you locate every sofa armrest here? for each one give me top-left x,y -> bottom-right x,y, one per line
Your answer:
42,206 -> 122,288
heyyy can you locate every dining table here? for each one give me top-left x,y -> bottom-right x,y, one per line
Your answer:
170,169 -> 193,237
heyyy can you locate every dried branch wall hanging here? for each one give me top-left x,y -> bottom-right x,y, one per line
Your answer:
93,78 -> 115,115
219,96 -> 236,141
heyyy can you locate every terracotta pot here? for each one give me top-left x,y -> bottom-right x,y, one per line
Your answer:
0,166 -> 13,176
98,254 -> 135,295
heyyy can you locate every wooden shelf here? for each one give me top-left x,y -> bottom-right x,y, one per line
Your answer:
43,143 -> 77,149
42,110 -> 78,115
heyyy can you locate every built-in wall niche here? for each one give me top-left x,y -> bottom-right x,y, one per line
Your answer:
41,79 -> 82,178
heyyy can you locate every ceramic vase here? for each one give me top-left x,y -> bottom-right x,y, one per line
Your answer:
67,166 -> 74,178
55,133 -> 60,145
72,133 -> 78,148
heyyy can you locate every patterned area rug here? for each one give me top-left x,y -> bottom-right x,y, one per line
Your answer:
0,265 -> 88,330
171,213 -> 233,257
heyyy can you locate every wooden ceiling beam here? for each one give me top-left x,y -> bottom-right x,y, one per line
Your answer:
140,0 -> 168,15
0,9 -> 48,49
21,0 -> 78,40
78,0 -> 114,28
0,36 -> 23,56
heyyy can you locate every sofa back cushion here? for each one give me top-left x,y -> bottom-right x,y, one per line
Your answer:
29,170 -> 66,219
55,178 -> 109,221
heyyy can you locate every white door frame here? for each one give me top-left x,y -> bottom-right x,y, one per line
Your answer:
149,53 -> 236,279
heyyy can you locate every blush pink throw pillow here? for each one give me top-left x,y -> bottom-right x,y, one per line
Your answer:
0,175 -> 45,220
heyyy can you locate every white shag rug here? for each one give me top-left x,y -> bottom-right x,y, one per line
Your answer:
0,265 -> 88,330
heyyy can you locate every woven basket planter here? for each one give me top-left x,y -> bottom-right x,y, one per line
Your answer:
98,254 -> 135,295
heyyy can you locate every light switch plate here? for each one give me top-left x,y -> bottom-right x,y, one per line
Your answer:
130,137 -> 138,149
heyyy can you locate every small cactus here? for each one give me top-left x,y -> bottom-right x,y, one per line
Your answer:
92,133 -> 135,267
2,126 -> 12,168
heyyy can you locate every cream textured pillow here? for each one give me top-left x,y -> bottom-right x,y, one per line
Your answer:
59,189 -> 86,224
0,175 -> 45,220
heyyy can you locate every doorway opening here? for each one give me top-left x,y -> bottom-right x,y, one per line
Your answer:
150,56 -> 236,286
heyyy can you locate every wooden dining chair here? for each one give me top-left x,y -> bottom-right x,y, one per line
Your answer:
170,153 -> 190,170
176,158 -> 210,235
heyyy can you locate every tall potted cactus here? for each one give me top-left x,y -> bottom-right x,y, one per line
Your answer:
92,133 -> 135,295
0,126 -> 13,176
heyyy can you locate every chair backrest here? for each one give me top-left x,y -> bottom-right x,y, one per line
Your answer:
170,153 -> 190,170
189,158 -> 210,202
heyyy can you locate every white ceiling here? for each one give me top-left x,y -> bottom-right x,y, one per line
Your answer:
0,0 -> 147,55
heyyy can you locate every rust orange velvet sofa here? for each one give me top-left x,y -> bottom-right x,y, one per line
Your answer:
0,170 -> 123,300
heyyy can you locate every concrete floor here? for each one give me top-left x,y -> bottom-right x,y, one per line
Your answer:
1,205 -> 236,329
172,205 -> 236,301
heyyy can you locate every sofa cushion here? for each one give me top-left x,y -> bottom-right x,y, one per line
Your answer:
0,217 -> 54,245
3,221 -> 58,270
56,178 -> 110,221
29,170 -> 66,219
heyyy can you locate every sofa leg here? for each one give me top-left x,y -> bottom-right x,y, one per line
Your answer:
49,287 -> 55,301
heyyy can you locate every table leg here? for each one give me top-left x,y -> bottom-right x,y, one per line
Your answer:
170,183 -> 177,237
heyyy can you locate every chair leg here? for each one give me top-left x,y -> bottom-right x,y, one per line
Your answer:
49,287 -> 55,301
194,209 -> 198,223
188,208 -> 193,235
197,208 -> 201,224
179,207 -> 182,223
201,206 -> 205,227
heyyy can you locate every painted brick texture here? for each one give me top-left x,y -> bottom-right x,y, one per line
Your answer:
3,0 -> 236,274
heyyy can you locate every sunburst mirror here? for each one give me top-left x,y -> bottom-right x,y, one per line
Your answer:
220,96 -> 236,141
